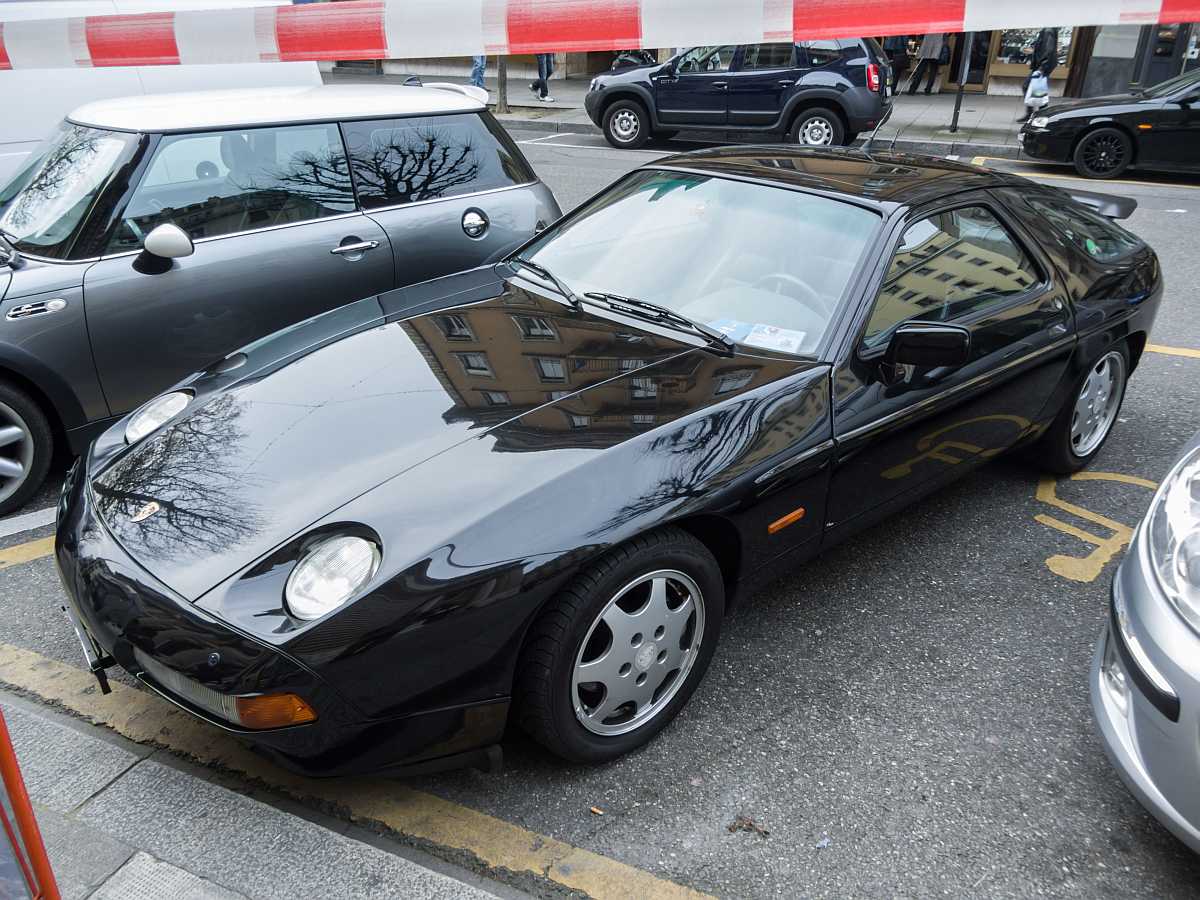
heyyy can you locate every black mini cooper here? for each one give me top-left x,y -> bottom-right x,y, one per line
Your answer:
56,149 -> 1161,776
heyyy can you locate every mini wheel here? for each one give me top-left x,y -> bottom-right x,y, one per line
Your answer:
0,382 -> 53,516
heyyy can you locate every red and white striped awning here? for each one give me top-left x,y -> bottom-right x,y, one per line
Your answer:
2,0 -> 1198,70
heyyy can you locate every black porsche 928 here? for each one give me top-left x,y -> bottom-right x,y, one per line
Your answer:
56,148 -> 1162,776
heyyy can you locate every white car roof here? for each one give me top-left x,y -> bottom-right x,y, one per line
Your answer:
67,84 -> 484,133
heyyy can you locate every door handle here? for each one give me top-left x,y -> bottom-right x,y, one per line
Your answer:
712,81 -> 728,89
6,298 -> 67,321
777,79 -> 795,87
330,240 -> 380,256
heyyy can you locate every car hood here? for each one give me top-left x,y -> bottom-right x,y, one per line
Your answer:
1043,93 -> 1147,118
91,280 -> 802,600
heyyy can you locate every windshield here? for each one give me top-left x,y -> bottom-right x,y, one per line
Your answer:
0,122 -> 139,260
523,169 -> 880,355
1142,69 -> 1200,99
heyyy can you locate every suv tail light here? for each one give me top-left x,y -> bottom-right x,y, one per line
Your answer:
867,63 -> 881,92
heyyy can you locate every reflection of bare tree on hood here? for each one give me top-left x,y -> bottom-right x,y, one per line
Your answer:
92,394 -> 266,558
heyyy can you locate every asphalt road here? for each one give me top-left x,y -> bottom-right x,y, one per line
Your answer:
3,134 -> 1200,898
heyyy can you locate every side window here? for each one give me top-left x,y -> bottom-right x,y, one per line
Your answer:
739,43 -> 795,70
863,206 -> 1041,346
108,123 -> 354,252
801,40 -> 842,67
342,112 -> 533,210
676,46 -> 736,73
1024,196 -> 1143,262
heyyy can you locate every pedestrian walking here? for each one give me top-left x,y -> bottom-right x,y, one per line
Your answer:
882,35 -> 910,91
470,54 -> 486,90
530,53 -> 556,103
1017,28 -> 1059,121
906,33 -> 946,95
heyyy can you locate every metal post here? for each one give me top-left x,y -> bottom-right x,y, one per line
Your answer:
496,56 -> 509,114
949,32 -> 974,133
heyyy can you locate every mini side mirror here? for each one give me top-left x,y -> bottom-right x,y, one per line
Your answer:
143,223 -> 194,260
885,322 -> 971,369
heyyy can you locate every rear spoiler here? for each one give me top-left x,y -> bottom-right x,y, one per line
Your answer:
393,74 -> 488,106
1065,188 -> 1137,220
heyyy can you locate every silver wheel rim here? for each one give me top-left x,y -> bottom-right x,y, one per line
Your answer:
572,569 -> 705,736
799,117 -> 834,145
0,400 -> 33,505
611,109 -> 640,142
1070,351 -> 1125,457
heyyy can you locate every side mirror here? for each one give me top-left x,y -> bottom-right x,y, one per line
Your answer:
143,223 -> 194,260
885,322 -> 971,369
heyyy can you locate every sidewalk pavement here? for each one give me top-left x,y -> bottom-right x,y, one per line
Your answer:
324,69 -> 1030,158
2,694 -> 514,900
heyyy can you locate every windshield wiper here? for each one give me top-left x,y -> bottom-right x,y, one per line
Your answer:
583,291 -> 734,355
508,256 -> 580,308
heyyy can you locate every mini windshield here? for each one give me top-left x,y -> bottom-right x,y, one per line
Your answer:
1142,69 -> 1200,99
0,122 -> 139,260
522,169 -> 880,355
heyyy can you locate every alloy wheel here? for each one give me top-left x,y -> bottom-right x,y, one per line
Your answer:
0,400 -> 34,507
611,109 -> 641,143
1070,350 -> 1125,457
1081,134 -> 1126,176
799,117 -> 834,145
572,569 -> 705,736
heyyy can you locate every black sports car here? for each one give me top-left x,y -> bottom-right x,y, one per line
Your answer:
1020,68 -> 1200,179
56,148 -> 1162,775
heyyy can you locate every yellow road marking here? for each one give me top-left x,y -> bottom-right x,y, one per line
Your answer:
971,155 -> 987,166
0,537 -> 55,571
1147,343 -> 1200,359
0,642 -> 709,900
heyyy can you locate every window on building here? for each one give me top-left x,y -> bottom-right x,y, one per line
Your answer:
456,352 -> 492,376
481,390 -> 509,405
714,369 -> 754,395
568,413 -> 590,428
534,357 -> 567,382
630,376 -> 657,399
512,314 -> 557,340
863,206 -> 1041,346
436,314 -> 474,341
632,414 -> 656,426
547,390 -> 571,401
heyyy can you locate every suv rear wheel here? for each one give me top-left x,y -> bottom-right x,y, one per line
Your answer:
603,99 -> 650,149
0,382 -> 54,516
789,107 -> 846,146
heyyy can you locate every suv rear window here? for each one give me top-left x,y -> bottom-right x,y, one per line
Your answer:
342,112 -> 533,210
1025,196 -> 1144,262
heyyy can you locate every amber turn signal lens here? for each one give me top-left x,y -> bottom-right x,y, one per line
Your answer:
235,692 -> 317,729
767,506 -> 806,535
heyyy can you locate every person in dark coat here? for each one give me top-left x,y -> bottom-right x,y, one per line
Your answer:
1017,28 -> 1059,121
882,35 -> 911,91
906,33 -> 946,95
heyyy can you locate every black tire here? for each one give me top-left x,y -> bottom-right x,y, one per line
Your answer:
515,526 -> 724,763
602,99 -> 650,149
789,107 -> 846,146
0,381 -> 54,517
1037,343 -> 1130,475
1072,127 -> 1133,179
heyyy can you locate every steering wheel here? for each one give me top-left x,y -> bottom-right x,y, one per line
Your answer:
752,272 -> 828,318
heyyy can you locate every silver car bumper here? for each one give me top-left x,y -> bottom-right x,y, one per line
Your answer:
1090,528 -> 1200,854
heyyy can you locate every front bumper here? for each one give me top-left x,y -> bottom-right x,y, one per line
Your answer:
1018,127 -> 1073,162
54,454 -> 506,777
1090,544 -> 1200,854
583,89 -> 604,127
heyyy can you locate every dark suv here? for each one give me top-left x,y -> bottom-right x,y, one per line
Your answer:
585,40 -> 891,149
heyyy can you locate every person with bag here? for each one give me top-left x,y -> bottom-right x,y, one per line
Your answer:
906,33 -> 947,95
1017,28 -> 1059,121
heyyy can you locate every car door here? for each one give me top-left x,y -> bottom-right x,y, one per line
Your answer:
341,111 -> 554,291
653,46 -> 736,126
83,121 -> 393,416
825,196 -> 1074,541
1139,84 -> 1200,169
726,43 -> 803,127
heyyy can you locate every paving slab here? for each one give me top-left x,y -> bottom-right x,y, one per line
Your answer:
37,809 -> 135,900
93,852 -> 247,900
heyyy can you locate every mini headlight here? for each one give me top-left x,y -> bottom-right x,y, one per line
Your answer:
1146,444 -> 1200,633
125,391 -> 191,444
590,77 -> 601,91
285,535 -> 381,621
1029,116 -> 1050,129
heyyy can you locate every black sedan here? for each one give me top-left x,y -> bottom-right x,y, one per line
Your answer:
1020,68 -> 1200,178
55,149 -> 1162,775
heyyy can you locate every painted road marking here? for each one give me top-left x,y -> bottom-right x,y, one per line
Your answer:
1035,471 -> 1157,583
1147,343 -> 1200,359
0,537 -> 55,572
515,133 -> 564,144
0,642 -> 710,900
0,506 -> 56,540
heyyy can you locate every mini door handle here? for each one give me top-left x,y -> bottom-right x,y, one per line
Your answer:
778,79 -> 795,87
6,298 -> 67,320
330,240 -> 380,256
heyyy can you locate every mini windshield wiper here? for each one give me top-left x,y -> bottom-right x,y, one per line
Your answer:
508,256 -> 580,308
583,291 -> 734,355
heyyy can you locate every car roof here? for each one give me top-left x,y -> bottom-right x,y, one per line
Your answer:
67,84 -> 483,134
651,146 -> 1010,209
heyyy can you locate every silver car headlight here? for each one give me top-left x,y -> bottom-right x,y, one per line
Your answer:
590,78 -> 601,91
1029,116 -> 1049,129
125,391 -> 192,444
1146,444 -> 1200,633
285,535 -> 381,621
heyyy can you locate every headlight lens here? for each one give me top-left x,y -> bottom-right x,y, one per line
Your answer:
590,78 -> 601,91
125,391 -> 191,444
1030,116 -> 1049,129
1146,444 -> 1200,632
285,535 -> 381,621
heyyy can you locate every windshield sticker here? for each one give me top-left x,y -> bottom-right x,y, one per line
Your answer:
744,324 -> 806,354
707,318 -> 753,342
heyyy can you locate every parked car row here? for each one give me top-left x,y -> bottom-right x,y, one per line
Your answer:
1,80 -> 1195,858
